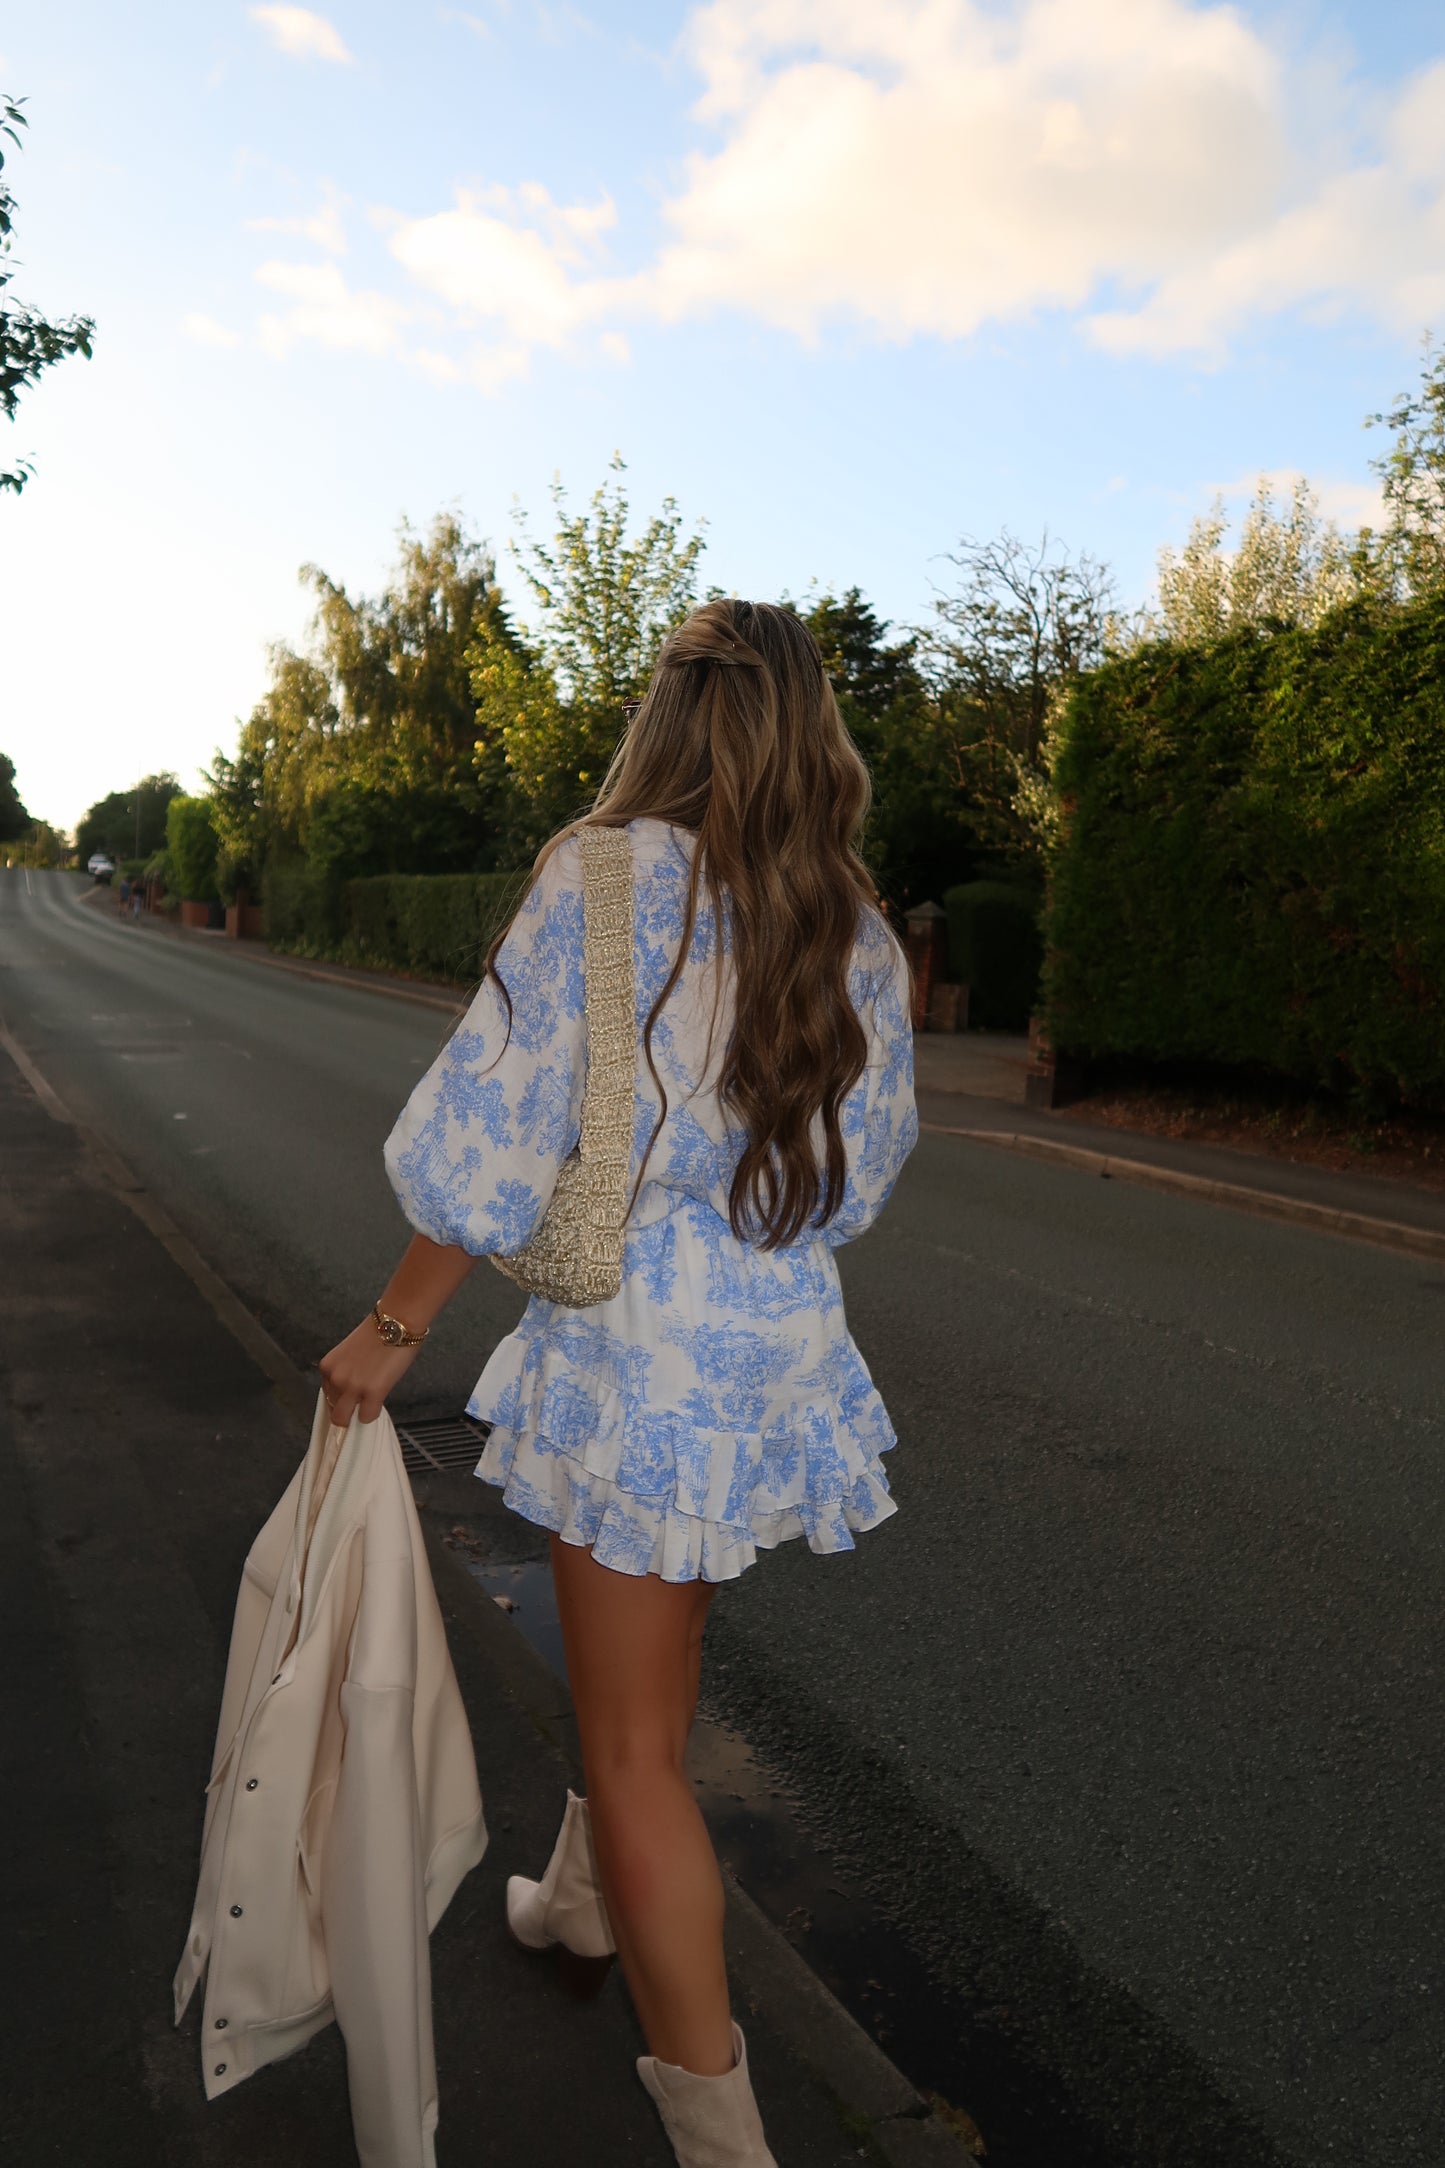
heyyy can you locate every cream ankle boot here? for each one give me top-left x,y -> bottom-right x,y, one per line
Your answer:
506,1790 -> 617,1996
637,2022 -> 778,2167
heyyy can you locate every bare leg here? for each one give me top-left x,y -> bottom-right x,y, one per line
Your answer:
550,1533 -> 731,2076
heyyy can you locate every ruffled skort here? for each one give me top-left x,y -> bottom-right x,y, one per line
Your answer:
467,1203 -> 898,1583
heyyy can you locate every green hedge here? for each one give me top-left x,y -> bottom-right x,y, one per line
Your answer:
165,795 -> 221,903
265,865 -> 526,983
343,872 -> 526,981
1045,592 -> 1445,1107
264,865 -> 342,951
943,880 -> 1044,1029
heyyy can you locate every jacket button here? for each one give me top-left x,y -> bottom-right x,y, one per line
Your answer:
245,1778 -> 258,1791
214,2064 -> 227,2076
214,2018 -> 228,2029
229,1905 -> 243,1917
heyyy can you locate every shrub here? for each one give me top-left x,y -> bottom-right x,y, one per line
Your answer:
264,864 -> 526,981
943,880 -> 1044,1029
264,863 -> 341,952
343,872 -> 526,981
1045,592 -> 1445,1108
165,795 -> 221,903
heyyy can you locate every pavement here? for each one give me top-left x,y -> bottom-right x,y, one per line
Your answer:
0,1036 -> 966,2166
914,1028 -> 1445,1255
11,868 -> 1445,2168
913,1033 -> 1032,1107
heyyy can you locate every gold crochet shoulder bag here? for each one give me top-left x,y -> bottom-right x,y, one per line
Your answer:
491,823 -> 636,1308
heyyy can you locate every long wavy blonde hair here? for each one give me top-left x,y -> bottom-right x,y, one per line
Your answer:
491,598 -> 884,1248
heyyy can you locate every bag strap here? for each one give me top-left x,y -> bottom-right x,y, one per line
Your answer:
575,826 -> 635,1197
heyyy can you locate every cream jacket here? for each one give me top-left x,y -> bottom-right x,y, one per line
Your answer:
174,1394 -> 488,2167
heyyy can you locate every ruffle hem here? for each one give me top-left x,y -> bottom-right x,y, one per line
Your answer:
467,1328 -> 898,1584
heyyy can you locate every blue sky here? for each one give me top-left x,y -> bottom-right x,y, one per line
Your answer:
3,0 -> 1444,834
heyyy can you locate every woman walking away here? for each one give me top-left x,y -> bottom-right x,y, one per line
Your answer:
319,598 -> 918,2166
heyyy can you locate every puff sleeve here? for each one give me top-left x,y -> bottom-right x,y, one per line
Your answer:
820,911 -> 918,1249
383,840 -> 588,1256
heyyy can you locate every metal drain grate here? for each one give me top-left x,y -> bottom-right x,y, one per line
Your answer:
394,1413 -> 491,1476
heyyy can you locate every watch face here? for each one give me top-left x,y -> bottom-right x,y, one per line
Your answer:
379,1317 -> 401,1343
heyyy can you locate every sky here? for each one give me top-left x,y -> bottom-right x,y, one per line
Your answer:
2,0 -> 1444,835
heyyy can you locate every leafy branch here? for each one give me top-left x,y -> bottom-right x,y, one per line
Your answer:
1,92 -> 96,495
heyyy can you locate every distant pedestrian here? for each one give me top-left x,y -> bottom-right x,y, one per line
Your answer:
321,599 -> 918,2167
116,876 -> 131,917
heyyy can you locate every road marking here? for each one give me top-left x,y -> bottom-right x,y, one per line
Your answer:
922,1120 -> 1445,1269
0,1020 -> 69,1122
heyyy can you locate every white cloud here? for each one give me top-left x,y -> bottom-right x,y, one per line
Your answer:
249,6 -> 355,65
243,1 -> 1445,383
386,183 -> 616,346
410,341 -> 532,393
183,312 -> 241,348
638,0 -> 1289,341
1088,69 -> 1445,356
255,259 -> 408,355
246,182 -> 348,255
463,343 -> 533,393
1211,467 -> 1387,531
1312,476 -> 1390,531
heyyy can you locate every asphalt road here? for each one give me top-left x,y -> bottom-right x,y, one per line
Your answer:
4,867 -> 1442,2168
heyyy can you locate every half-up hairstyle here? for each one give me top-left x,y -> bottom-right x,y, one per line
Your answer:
488,598 -> 888,1249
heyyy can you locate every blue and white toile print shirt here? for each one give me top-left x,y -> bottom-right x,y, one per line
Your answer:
383,817 -> 918,1583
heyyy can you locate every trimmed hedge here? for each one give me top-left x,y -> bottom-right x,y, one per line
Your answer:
1045,592 -> 1445,1107
343,872 -> 526,981
264,865 -> 342,951
265,866 -> 526,983
943,881 -> 1044,1029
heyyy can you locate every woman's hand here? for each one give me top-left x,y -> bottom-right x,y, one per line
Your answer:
319,1235 -> 479,1426
318,1315 -> 424,1428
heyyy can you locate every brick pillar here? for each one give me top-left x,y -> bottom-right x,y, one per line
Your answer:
904,902 -> 949,1031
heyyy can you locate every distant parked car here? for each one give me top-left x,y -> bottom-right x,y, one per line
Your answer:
87,853 -> 116,882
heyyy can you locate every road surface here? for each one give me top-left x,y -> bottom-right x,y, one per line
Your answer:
3,866 -> 1440,2168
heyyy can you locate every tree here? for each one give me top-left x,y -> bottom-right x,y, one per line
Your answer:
1153,477 -> 1363,643
1365,335 -> 1445,599
165,795 -> 220,903
791,588 -> 959,909
922,530 -> 1119,872
75,773 -> 180,864
0,751 -> 28,841
1,94 -> 95,495
302,512 -> 506,791
214,513 -> 510,883
470,457 -> 706,856
10,818 -> 66,867
205,732 -> 270,901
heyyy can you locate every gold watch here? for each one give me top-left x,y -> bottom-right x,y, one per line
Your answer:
372,1301 -> 429,1348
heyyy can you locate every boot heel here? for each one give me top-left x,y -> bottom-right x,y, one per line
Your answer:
557,1944 -> 616,2000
